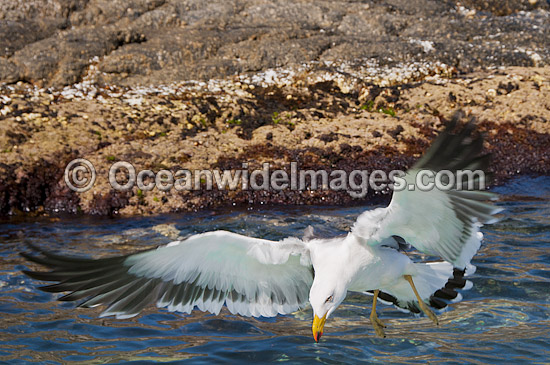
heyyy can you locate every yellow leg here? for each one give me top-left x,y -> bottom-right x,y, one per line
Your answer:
370,289 -> 387,337
404,275 -> 439,325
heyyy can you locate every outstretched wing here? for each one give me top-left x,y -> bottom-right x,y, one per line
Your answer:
353,115 -> 502,269
21,231 -> 313,319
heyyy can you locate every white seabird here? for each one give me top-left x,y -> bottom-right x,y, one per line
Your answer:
22,116 -> 502,342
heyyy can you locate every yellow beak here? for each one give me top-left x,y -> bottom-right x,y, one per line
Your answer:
312,314 -> 327,342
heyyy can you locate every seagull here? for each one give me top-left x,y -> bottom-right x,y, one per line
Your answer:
21,115 -> 502,342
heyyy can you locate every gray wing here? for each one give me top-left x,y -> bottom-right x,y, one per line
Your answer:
353,115 -> 502,269
21,231 -> 313,319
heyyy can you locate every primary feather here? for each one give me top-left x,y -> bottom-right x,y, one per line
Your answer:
22,232 -> 313,319
21,115 -> 502,333
353,115 -> 502,269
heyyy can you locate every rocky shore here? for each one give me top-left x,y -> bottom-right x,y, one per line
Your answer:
0,0 -> 549,216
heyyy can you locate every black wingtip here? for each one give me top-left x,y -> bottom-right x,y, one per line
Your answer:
19,251 -> 34,261
21,270 -> 59,282
19,241 -> 41,259
19,250 -> 68,269
370,266 -> 471,313
38,283 -> 68,293
22,240 -> 46,254
20,251 -> 50,267
19,241 -> 57,267
413,111 -> 491,175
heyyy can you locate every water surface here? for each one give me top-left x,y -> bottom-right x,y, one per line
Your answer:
1,176 -> 549,363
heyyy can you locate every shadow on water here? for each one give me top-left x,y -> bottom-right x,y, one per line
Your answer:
0,176 -> 549,363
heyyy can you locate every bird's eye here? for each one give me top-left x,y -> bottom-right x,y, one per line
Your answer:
325,295 -> 334,303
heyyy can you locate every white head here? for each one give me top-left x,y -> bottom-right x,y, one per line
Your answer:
307,236 -> 353,342
309,277 -> 348,342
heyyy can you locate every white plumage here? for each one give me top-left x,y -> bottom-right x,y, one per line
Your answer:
22,116 -> 502,340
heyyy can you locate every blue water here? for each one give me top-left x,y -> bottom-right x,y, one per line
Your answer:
1,176 -> 549,363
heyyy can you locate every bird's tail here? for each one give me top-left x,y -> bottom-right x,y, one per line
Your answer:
368,261 -> 474,313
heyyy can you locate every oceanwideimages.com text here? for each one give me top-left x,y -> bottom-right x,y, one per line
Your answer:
64,159 -> 486,197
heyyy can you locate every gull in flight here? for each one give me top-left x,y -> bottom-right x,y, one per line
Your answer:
21,116 -> 501,342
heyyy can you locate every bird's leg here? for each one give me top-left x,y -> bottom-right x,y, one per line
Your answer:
370,289 -> 386,337
403,274 -> 439,325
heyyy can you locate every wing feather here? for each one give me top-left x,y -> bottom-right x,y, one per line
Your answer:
21,231 -> 313,319
353,116 -> 502,269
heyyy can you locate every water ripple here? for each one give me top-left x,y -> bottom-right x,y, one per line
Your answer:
1,176 -> 549,363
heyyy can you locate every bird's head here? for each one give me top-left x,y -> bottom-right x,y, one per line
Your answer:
309,276 -> 347,342
306,234 -> 356,342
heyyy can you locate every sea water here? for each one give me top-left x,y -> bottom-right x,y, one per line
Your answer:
0,176 -> 549,363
